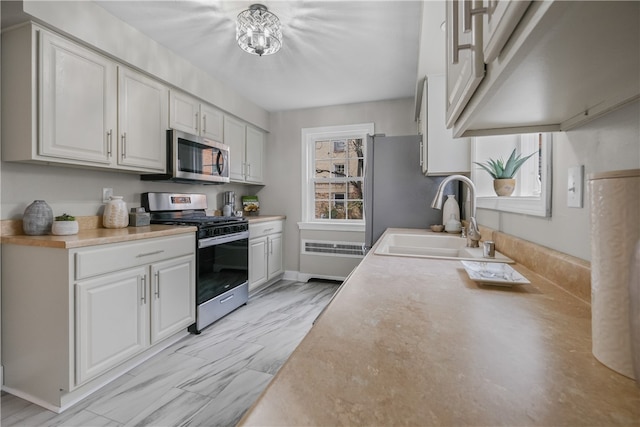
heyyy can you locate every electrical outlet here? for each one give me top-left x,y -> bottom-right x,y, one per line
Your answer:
102,188 -> 113,203
567,166 -> 584,208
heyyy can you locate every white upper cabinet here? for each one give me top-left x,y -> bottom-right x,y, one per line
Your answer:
445,0 -> 485,128
225,115 -> 265,184
39,29 -> 117,166
245,126 -> 265,183
446,1 -> 640,137
482,1 -> 531,63
199,103 -> 224,142
118,66 -> 168,172
225,115 -> 247,181
169,90 -> 224,141
2,23 -> 168,173
419,74 -> 470,176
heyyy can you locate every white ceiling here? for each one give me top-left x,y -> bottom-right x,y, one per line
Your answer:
92,0 -> 424,112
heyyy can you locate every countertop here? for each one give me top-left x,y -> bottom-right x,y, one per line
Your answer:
246,215 -> 286,223
0,225 -> 197,249
239,228 -> 640,426
0,214 -> 287,249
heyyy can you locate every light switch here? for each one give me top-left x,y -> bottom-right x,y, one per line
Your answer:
567,165 -> 584,208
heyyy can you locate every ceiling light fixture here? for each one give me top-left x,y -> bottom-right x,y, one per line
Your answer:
236,4 -> 282,57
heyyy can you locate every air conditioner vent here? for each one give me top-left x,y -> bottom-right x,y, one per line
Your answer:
302,240 -> 364,258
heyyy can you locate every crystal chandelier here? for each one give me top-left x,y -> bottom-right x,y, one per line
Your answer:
236,4 -> 282,56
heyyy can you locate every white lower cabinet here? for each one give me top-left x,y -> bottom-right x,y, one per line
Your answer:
248,220 -> 284,291
150,255 -> 196,343
1,232 -> 195,411
76,267 -> 148,385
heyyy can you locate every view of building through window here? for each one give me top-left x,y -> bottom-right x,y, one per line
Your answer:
313,138 -> 364,220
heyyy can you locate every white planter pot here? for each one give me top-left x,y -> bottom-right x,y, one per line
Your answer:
51,220 -> 79,236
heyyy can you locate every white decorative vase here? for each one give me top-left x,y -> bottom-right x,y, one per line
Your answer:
23,200 -> 53,235
103,196 -> 129,229
52,220 -> 79,236
442,194 -> 460,224
589,169 -> 640,379
444,214 -> 462,233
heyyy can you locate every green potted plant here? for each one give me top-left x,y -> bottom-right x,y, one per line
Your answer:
474,149 -> 537,196
51,213 -> 79,235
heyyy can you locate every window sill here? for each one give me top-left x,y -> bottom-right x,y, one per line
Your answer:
297,221 -> 365,232
476,196 -> 550,217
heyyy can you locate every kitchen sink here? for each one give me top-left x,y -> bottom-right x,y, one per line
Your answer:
373,232 -> 513,263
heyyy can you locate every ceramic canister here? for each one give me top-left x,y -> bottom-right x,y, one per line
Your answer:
103,196 -> 129,228
23,200 -> 53,235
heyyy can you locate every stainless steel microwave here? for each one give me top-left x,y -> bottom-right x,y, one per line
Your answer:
141,129 -> 230,184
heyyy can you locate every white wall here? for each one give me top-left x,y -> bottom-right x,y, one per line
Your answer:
476,101 -> 640,261
259,98 -> 416,272
0,161 -> 258,220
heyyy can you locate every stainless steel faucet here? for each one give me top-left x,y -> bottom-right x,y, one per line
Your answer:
431,175 -> 481,248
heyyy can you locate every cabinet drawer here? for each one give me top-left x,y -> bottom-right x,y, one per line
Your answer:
249,221 -> 283,239
75,233 -> 195,280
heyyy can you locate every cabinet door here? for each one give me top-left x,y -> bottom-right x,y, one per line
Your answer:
75,267 -> 148,385
267,234 -> 283,280
249,237 -> 268,290
424,75 -> 470,176
169,90 -> 199,135
445,0 -> 485,128
245,126 -> 265,183
40,30 -> 117,165
483,0 -> 531,63
118,66 -> 168,172
224,115 -> 247,181
200,104 -> 224,142
150,255 -> 196,344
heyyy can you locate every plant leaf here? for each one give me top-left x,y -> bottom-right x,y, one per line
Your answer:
473,162 -> 498,179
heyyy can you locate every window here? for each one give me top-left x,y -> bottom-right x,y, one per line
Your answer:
471,132 -> 552,217
301,123 -> 373,230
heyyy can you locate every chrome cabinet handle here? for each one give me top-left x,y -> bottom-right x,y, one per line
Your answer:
121,132 -> 127,158
154,271 -> 160,298
141,275 -> 147,304
136,250 -> 165,258
419,140 -> 424,167
107,130 -> 113,156
202,114 -> 207,134
195,112 -> 199,132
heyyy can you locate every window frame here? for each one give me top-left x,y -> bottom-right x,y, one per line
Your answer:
471,132 -> 552,217
299,123 -> 373,231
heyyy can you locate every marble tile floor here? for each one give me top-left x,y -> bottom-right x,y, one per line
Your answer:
1,279 -> 340,427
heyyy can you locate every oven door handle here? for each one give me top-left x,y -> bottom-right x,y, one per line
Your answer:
198,231 -> 249,248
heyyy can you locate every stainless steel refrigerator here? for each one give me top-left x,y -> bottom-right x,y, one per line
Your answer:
364,134 -> 456,250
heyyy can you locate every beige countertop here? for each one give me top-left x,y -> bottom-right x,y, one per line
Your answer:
239,228 -> 640,426
0,214 -> 286,248
246,215 -> 286,223
0,224 -> 197,249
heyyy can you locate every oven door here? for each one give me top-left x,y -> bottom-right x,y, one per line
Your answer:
197,231 -> 249,305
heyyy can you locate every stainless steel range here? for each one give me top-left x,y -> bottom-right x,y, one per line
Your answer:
142,192 -> 249,334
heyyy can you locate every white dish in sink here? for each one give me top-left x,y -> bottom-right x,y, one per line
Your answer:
460,261 -> 530,287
